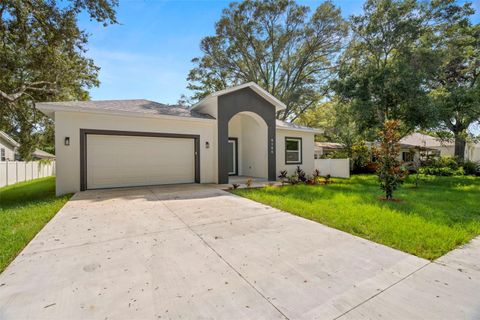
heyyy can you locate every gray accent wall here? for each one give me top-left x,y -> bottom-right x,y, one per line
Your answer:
217,87 -> 276,183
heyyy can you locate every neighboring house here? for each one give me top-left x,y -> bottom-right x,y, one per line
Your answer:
401,132 -> 480,162
0,131 -> 56,161
0,131 -> 20,161
314,142 -> 345,159
37,82 -> 322,196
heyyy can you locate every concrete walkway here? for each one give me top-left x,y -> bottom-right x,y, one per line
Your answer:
0,185 -> 478,319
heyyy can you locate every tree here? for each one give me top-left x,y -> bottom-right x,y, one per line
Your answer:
375,120 -> 404,200
0,0 -> 118,159
428,0 -> 480,162
333,0 -> 438,136
296,100 -> 363,154
186,0 -> 348,120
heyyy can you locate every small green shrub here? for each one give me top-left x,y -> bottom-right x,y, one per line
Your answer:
419,166 -> 464,176
463,161 -> 480,176
420,156 -> 465,176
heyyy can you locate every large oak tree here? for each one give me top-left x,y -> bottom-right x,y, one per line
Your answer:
0,0 -> 118,159
186,0 -> 348,121
333,0 -> 438,137
428,0 -> 480,162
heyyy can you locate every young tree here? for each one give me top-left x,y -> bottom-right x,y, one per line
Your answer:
428,0 -> 480,162
186,0 -> 348,120
0,0 -> 118,159
375,120 -> 404,200
333,0 -> 438,136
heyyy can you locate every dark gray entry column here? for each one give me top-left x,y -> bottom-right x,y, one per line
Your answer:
217,87 -> 276,184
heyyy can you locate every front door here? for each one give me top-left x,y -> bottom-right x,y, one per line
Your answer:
228,138 -> 238,175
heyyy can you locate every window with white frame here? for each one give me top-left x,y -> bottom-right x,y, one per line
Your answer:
285,137 -> 302,164
1,148 -> 5,161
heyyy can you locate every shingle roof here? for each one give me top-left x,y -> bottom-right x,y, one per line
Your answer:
315,142 -> 344,149
276,120 -> 322,133
37,99 -> 214,120
0,131 -> 20,147
33,149 -> 56,159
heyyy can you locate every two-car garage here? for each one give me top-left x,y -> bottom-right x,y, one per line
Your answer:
80,130 -> 200,190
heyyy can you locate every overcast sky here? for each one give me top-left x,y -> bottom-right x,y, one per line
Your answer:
78,0 -> 479,105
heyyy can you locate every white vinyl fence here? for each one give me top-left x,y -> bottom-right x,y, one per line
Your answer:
0,161 -> 55,188
315,158 -> 350,178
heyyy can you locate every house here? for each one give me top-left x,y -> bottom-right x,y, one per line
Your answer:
314,142 -> 345,159
401,132 -> 480,162
0,131 -> 55,161
0,131 -> 20,161
37,82 -> 322,196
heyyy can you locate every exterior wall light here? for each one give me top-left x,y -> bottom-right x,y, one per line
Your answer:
65,137 -> 70,146
205,141 -> 210,149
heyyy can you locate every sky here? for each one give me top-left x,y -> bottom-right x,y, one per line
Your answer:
78,0 -> 479,105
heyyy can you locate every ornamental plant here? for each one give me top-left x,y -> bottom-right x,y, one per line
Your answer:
375,120 -> 405,200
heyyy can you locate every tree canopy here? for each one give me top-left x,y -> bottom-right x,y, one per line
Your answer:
186,0 -> 348,120
0,0 -> 118,159
332,0 -> 438,137
427,0 -> 480,161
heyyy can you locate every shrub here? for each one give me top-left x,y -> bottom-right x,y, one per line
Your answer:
419,166 -> 465,176
351,141 -> 371,171
313,169 -> 321,184
463,161 -> 480,176
295,166 -> 307,183
324,174 -> 332,184
278,170 -> 288,185
288,175 -> 300,185
420,156 -> 466,176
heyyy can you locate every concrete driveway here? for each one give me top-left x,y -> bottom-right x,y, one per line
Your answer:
0,185 -> 478,319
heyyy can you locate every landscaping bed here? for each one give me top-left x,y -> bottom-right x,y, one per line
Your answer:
0,177 -> 71,272
232,174 -> 480,260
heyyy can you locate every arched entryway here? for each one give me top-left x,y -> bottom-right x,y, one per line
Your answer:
227,112 -> 268,179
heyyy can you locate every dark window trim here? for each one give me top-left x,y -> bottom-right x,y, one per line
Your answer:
80,129 -> 200,191
1,148 -> 5,161
228,137 -> 239,176
285,136 -> 302,165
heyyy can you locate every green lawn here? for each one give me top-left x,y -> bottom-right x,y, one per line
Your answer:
0,177 -> 71,272
232,175 -> 480,260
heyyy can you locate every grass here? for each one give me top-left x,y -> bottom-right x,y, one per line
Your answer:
232,174 -> 480,260
0,177 -> 71,272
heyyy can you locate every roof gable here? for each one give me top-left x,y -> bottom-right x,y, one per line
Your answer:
192,82 -> 286,116
0,131 -> 20,148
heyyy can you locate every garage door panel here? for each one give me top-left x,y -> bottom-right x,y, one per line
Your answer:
86,135 -> 195,189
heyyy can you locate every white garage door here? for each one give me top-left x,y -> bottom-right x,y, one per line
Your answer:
86,134 -> 195,189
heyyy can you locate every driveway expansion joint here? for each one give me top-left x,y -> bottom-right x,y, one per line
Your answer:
334,261 -> 432,319
149,188 -> 290,320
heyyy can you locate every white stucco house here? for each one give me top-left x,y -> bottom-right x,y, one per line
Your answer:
401,133 -> 480,162
0,131 -> 20,162
37,83 -> 321,196
0,131 -> 55,162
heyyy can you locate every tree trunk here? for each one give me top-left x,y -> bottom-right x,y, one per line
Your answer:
454,133 -> 466,163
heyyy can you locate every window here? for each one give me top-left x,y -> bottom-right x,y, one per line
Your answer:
1,148 -> 5,161
402,151 -> 414,162
285,137 -> 302,164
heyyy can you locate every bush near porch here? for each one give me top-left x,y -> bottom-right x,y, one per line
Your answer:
232,174 -> 480,260
0,177 -> 71,273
